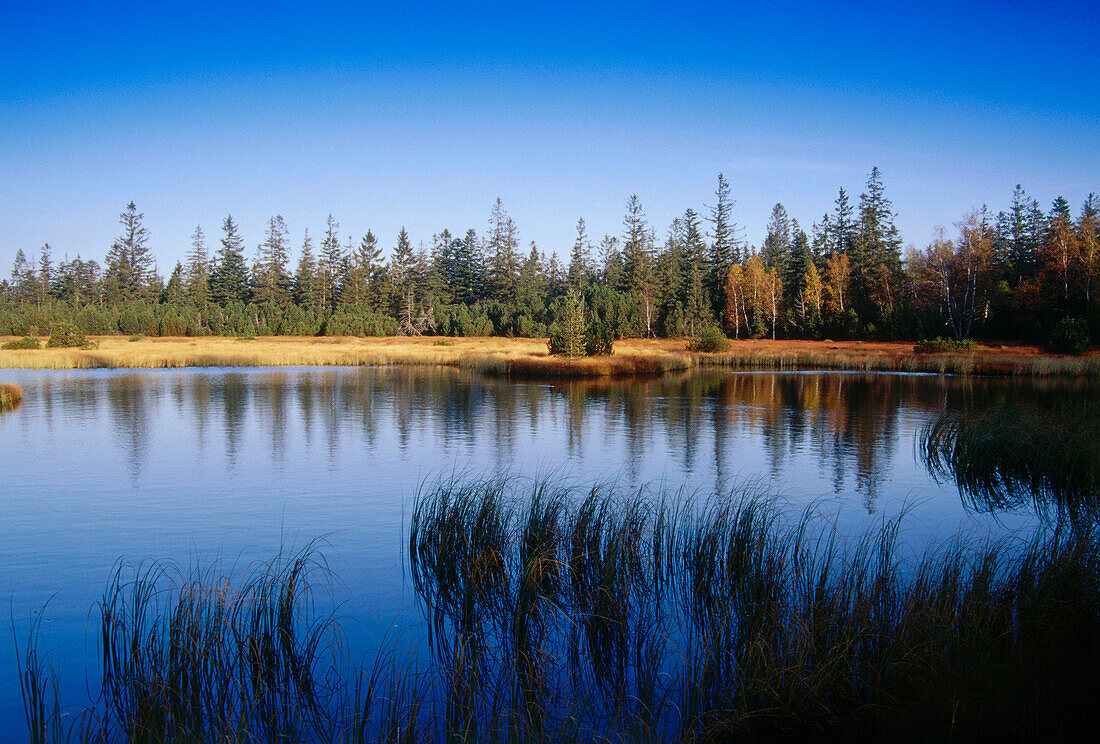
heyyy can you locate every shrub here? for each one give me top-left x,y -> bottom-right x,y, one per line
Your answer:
914,337 -> 976,353
584,322 -> 615,356
2,336 -> 39,350
46,323 -> 87,348
688,325 -> 731,353
1046,317 -> 1091,355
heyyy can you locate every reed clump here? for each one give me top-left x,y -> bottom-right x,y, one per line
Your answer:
0,382 -> 22,411
17,478 -> 1100,742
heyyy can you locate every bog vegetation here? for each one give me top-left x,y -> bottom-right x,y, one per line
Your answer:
15,477 -> 1100,742
2,171 -> 1098,352
0,382 -> 21,411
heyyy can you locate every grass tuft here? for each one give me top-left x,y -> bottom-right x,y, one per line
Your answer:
0,382 -> 23,411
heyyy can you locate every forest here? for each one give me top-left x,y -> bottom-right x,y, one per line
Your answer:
3,168 -> 1098,351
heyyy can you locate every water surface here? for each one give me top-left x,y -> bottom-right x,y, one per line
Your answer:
0,366 -> 1083,736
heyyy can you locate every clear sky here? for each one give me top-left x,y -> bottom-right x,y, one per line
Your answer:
2,1 -> 1098,271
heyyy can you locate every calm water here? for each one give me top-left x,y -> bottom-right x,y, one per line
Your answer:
0,367 -> 1086,734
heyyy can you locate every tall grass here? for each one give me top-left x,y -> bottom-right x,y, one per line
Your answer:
923,402 -> 1100,525
0,381 -> 23,411
17,478 -> 1100,741
3,335 -> 1099,378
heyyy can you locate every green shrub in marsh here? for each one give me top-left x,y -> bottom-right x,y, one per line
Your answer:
2,336 -> 39,350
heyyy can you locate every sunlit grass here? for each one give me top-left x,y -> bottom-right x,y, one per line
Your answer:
0,382 -> 22,411
2,335 -> 1098,377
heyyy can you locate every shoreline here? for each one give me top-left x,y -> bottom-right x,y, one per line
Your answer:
1,335 -> 1098,378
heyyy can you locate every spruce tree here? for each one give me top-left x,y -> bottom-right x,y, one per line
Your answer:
294,228 -> 317,307
567,217 -> 591,293
185,225 -> 210,305
105,201 -> 154,300
210,215 -> 251,305
252,215 -> 291,306
707,173 -> 740,309
38,243 -> 53,304
318,215 -> 342,310
486,198 -> 520,301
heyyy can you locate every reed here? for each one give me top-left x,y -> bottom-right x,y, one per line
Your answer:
16,478 -> 1100,741
2,335 -> 1098,378
0,382 -> 23,411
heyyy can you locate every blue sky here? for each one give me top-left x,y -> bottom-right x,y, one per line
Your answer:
2,1 -> 1098,271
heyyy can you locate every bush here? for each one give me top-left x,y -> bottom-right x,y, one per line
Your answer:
1046,317 -> 1091,355
688,325 -> 731,352
46,322 -> 87,348
914,337 -> 976,353
2,336 -> 40,350
585,322 -> 615,356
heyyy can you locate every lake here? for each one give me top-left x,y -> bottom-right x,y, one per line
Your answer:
0,366 -> 1085,736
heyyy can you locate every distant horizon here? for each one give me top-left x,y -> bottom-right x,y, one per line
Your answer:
3,1 -> 1098,268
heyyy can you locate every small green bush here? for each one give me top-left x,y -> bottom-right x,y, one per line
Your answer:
1046,317 -> 1091,355
585,322 -> 615,356
914,337 -> 975,353
688,325 -> 731,353
128,334 -> 145,342
46,323 -> 87,348
2,336 -> 40,350
433,338 -> 452,347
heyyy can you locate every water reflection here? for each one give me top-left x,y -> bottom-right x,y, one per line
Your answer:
7,367 -> 1093,516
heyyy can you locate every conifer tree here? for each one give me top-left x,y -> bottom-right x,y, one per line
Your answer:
318,215 -> 342,311
294,228 -> 317,308
486,198 -> 520,301
9,249 -> 37,305
252,215 -> 291,306
708,173 -> 740,307
210,215 -> 251,305
567,217 -> 591,293
105,202 -> 154,300
184,226 -> 210,305
38,243 -> 53,304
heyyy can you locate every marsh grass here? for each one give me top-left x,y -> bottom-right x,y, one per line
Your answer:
17,478 -> 1100,742
923,402 -> 1100,524
0,382 -> 23,411
3,336 -> 1098,378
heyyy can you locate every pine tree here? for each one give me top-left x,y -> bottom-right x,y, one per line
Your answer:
317,215 -> 343,311
163,261 -> 186,305
294,229 -> 317,308
105,201 -> 154,300
761,203 -> 792,276
9,249 -> 37,305
252,215 -> 292,306
210,215 -> 251,305
567,217 -> 591,293
184,225 -> 210,305
852,167 -> 903,319
38,243 -> 53,304
347,230 -> 382,307
830,188 -> 855,256
680,208 -> 711,336
620,195 -> 656,334
486,198 -> 520,301
707,173 -> 740,310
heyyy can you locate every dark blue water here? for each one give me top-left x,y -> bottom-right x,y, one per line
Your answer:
0,366 -> 1072,737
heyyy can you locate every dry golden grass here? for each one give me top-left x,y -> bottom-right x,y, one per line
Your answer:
0,382 -> 22,411
0,335 -> 1097,378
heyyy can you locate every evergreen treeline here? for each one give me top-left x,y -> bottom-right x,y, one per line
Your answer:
3,171 -> 1098,345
